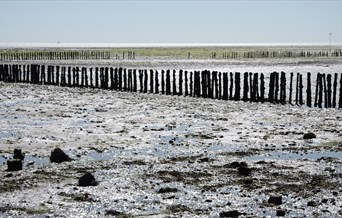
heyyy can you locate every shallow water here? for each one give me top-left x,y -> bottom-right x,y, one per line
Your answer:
248,150 -> 342,161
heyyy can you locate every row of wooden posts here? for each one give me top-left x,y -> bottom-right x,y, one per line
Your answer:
0,64 -> 341,109
216,50 -> 342,59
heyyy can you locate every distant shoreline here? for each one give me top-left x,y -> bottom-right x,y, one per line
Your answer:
1,42 -> 341,49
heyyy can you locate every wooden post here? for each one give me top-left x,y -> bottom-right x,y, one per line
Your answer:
166,70 -> 171,95
253,73 -> 259,102
95,67 -> 99,88
41,65 -> 45,85
161,70 -> 165,94
133,69 -> 137,92
123,68 -> 127,91
289,73 -> 293,105
327,74 -> 332,108
234,72 -> 241,101
339,74 -> 342,108
306,72 -> 312,107
155,70 -> 159,94
318,73 -> 323,108
90,68 -> 94,88
179,70 -> 183,96
114,68 -> 118,90
172,70 -> 177,95
243,72 -> 249,101
118,67 -> 123,91
218,72 -> 222,100
139,70 -> 143,92
299,74 -> 303,106
190,71 -> 193,97
110,68 -> 114,90
208,70 -> 213,99
150,69 -> 154,93
323,74 -> 327,108
128,69 -> 132,92
280,72 -> 286,104
274,72 -> 279,103
260,73 -> 265,103
229,72 -> 233,100
333,73 -> 338,108
201,71 -> 206,98
104,67 -> 109,89
184,71 -> 188,96
223,72 -> 228,100
269,72 -> 275,103
144,69 -> 148,93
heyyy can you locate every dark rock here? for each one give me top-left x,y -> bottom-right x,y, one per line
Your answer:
276,209 -> 286,216
198,157 -> 210,163
307,201 -> 317,207
6,159 -> 22,171
13,149 -> 24,160
4,173 -> 13,178
219,210 -> 240,217
240,162 -> 248,167
230,161 -> 241,168
303,132 -> 316,139
157,187 -> 178,193
50,148 -> 72,163
105,210 -> 122,216
78,172 -> 98,187
268,196 -> 282,205
238,166 -> 252,176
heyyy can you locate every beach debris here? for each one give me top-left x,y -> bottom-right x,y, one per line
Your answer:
303,132 -> 316,139
78,172 -> 98,187
50,148 -> 72,163
6,159 -> 22,171
276,209 -> 286,216
219,210 -> 242,217
157,187 -> 179,193
238,166 -> 252,176
13,149 -> 25,160
268,196 -> 283,205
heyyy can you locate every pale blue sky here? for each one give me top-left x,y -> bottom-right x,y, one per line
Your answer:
0,0 -> 341,44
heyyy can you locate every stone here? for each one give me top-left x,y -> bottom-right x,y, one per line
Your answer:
6,159 -> 22,171
78,172 -> 98,187
157,187 -> 178,193
238,166 -> 252,176
303,132 -> 316,139
307,201 -> 317,207
13,149 -> 24,160
50,148 -> 72,163
276,209 -> 286,216
268,196 -> 282,205
219,210 -> 240,217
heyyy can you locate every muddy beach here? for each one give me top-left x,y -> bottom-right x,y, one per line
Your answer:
0,76 -> 341,217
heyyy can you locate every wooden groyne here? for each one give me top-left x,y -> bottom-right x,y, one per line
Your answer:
0,64 -> 341,109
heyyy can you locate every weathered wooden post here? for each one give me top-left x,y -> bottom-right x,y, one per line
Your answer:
274,72 -> 279,103
243,72 -> 249,101
166,70 -> 171,95
269,72 -> 275,103
229,72 -> 234,100
299,74 -> 303,106
139,70 -> 143,92
234,72 -> 241,101
190,71 -> 193,97
208,70 -> 213,99
280,72 -> 286,104
288,73 -> 293,105
132,69 -> 137,92
114,68 -> 118,90
223,72 -> 228,100
110,68 -> 114,90
306,72 -> 312,107
128,69 -> 132,92
201,71 -> 206,98
172,70 -> 177,95
339,74 -> 342,108
161,70 -> 165,94
179,70 -> 183,96
252,73 -> 259,102
214,71 -> 219,99
118,67 -> 123,91
184,71 -> 188,96
89,68 -> 94,88
123,68 -> 127,91
94,67 -> 99,88
67,67 -> 71,87
260,73 -> 265,103
323,74 -> 327,108
104,67 -> 109,89
155,70 -> 159,94
40,65 -> 45,85
150,69 -> 154,93
81,67 -> 85,88
333,73 -> 338,108
327,74 -> 332,108
144,69 -> 148,93
318,73 -> 323,108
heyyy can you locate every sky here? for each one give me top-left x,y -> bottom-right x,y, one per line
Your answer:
0,0 -> 341,44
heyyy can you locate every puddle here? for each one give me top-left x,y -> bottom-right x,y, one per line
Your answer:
0,130 -> 16,139
0,154 -> 49,167
208,144 -> 241,152
247,151 -> 342,161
